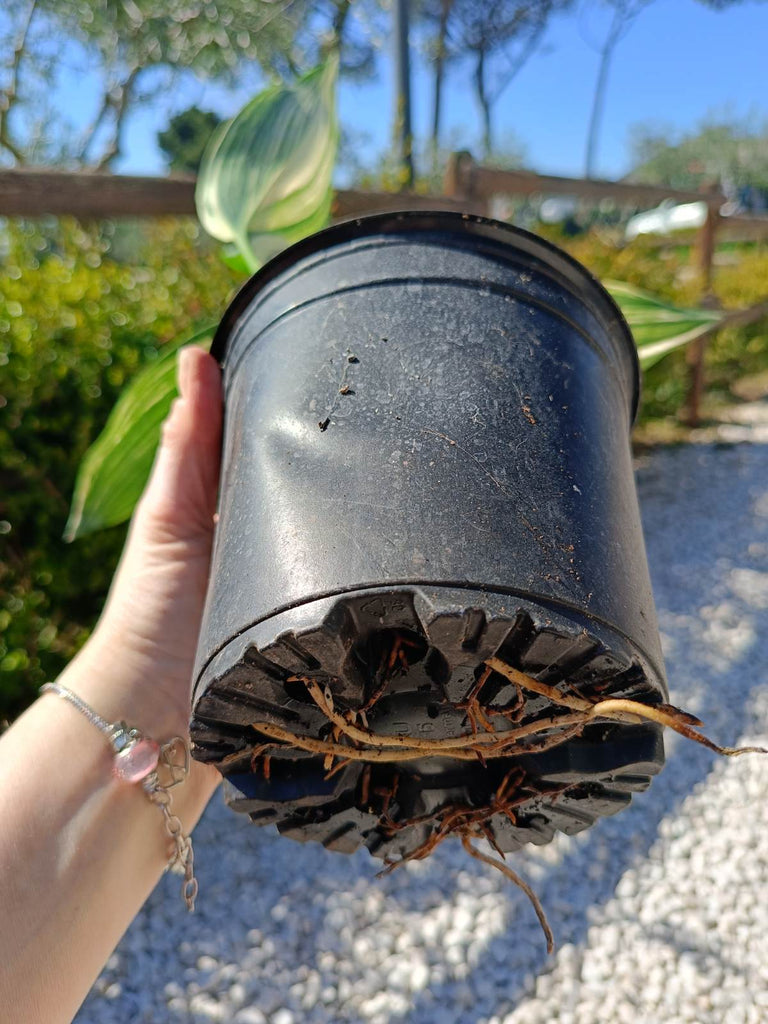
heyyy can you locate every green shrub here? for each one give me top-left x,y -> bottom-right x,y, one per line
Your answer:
546,230 -> 768,423
0,218 -> 241,722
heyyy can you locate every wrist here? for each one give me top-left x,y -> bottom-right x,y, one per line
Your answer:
53,635 -> 220,810
36,675 -> 221,902
60,625 -> 195,743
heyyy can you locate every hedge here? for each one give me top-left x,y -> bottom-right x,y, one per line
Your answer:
0,218 -> 240,722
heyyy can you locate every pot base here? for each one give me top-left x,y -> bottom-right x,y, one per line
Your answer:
190,586 -> 665,859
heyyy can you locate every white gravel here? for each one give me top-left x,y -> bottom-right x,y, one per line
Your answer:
76,438 -> 768,1024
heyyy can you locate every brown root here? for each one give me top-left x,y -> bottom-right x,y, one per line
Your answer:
487,657 -> 767,757
485,657 -> 594,712
251,714 -> 592,762
461,836 -> 554,955
375,768 -> 557,952
586,698 -> 767,757
247,642 -> 766,954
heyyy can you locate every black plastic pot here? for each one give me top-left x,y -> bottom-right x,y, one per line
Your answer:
190,211 -> 667,859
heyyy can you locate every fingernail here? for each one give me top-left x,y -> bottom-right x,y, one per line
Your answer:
178,347 -> 194,399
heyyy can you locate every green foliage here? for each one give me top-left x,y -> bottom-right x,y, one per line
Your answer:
550,229 -> 768,421
64,59 -> 340,543
64,326 -> 215,542
605,281 -> 723,369
0,1 -> 306,167
196,57 -> 339,272
629,117 -> 768,193
158,107 -> 222,175
47,0 -> 303,79
0,218 -> 242,722
692,247 -> 768,408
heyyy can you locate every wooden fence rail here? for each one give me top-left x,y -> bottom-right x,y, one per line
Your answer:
0,168 -> 198,218
0,161 -> 741,220
443,151 -> 726,210
0,169 -> 486,219
2,160 -> 767,425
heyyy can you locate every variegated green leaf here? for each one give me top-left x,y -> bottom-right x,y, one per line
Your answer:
196,57 -> 339,273
606,281 -> 724,370
64,326 -> 215,541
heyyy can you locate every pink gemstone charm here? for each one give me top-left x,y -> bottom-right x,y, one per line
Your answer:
113,738 -> 161,783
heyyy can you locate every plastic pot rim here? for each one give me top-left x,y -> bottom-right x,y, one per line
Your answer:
211,210 -> 641,422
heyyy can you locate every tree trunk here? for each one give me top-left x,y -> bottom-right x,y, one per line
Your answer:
94,69 -> 140,170
584,42 -> 613,178
393,0 -> 414,188
0,0 -> 38,164
474,50 -> 492,160
584,4 -> 629,179
430,0 -> 453,174
321,0 -> 352,58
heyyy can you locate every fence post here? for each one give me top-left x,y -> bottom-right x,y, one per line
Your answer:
684,196 -> 721,426
443,151 -> 490,216
696,194 -> 720,296
444,151 -> 474,199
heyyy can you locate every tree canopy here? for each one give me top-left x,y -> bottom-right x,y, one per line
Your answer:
157,107 -> 222,175
0,0 -> 383,169
420,0 -> 572,158
629,119 -> 768,200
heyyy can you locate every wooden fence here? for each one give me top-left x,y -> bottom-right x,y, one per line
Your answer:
2,158 -> 767,424
0,169 -> 488,219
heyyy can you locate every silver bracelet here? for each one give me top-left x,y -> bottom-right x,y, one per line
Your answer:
40,681 -> 198,911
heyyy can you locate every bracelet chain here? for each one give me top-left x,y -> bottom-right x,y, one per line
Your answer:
40,681 -> 198,911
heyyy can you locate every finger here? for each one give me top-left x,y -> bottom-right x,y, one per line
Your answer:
137,348 -> 223,542
177,347 -> 223,507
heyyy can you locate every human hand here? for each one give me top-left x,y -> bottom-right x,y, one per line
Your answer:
59,346 -> 223,780
0,348 -> 226,1022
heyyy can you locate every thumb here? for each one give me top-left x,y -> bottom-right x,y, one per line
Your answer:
135,346 -> 223,547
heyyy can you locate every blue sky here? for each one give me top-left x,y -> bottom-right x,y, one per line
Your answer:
64,0 -> 768,182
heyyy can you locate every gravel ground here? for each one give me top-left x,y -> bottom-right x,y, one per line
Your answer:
76,438 -> 768,1024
